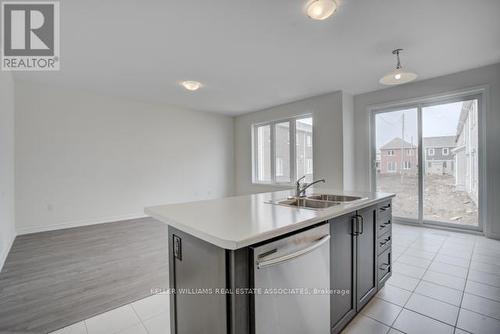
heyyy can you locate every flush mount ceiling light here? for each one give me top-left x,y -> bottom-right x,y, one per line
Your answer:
380,49 -> 418,85
306,0 -> 337,20
180,80 -> 202,91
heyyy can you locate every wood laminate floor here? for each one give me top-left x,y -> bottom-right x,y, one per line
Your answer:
0,218 -> 169,334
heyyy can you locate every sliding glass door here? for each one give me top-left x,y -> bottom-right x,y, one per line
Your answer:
373,95 -> 482,231
374,108 -> 419,221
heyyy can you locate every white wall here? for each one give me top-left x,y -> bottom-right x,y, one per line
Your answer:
234,91 -> 345,195
353,63 -> 500,239
0,71 -> 16,270
14,81 -> 235,234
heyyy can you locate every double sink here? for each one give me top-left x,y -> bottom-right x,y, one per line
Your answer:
271,194 -> 366,210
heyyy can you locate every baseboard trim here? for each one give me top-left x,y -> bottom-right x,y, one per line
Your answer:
485,231 -> 500,240
0,232 -> 16,272
16,213 -> 148,235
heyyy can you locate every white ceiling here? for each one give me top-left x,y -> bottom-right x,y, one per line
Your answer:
14,0 -> 500,115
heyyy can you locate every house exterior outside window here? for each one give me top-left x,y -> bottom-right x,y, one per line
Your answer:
253,116 -> 313,184
423,136 -> 456,176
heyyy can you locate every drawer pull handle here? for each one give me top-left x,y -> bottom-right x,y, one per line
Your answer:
379,237 -> 391,246
379,263 -> 390,271
380,204 -> 391,212
379,221 -> 391,229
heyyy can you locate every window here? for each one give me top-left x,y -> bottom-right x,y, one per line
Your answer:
442,147 -> 449,156
275,121 -> 290,182
253,116 -> 313,184
306,135 -> 312,147
428,148 -> 435,156
403,161 -> 411,170
255,124 -> 271,182
306,158 -> 313,174
387,162 -> 397,172
387,150 -> 394,156
407,149 -> 414,156
276,158 -> 284,177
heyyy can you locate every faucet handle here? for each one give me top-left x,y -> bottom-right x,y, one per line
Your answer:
296,175 -> 306,185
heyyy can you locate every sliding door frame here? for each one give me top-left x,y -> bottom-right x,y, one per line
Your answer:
369,86 -> 489,233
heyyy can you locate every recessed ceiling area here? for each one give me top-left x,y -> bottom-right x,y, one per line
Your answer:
13,0 -> 500,115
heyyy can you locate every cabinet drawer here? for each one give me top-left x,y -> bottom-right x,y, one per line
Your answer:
377,201 -> 392,221
377,216 -> 392,238
378,249 -> 392,286
377,234 -> 391,255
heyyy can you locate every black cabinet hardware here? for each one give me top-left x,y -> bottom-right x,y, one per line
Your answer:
173,235 -> 182,261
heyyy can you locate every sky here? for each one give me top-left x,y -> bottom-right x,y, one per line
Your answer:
375,101 -> 466,150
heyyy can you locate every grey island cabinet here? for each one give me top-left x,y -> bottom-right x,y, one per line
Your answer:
145,189 -> 394,334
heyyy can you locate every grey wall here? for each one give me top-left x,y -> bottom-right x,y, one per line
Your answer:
353,63 -> 500,238
0,71 -> 16,270
342,92 -> 355,190
234,91 -> 346,195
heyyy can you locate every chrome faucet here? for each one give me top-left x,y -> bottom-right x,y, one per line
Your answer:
295,176 -> 326,197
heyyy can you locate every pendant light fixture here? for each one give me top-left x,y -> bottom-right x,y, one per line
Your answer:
379,49 -> 418,85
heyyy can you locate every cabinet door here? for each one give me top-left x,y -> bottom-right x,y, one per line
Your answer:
356,205 -> 377,310
169,227 -> 227,334
330,214 -> 357,333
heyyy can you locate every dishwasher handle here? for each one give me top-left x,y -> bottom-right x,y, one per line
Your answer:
257,235 -> 330,269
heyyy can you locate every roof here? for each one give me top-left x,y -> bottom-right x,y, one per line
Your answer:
380,138 -> 416,150
456,100 -> 474,139
422,136 -> 456,148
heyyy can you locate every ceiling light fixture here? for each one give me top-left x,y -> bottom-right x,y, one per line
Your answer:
306,0 -> 337,20
180,80 -> 202,91
380,49 -> 418,85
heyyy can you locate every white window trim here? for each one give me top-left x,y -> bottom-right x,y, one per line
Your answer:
252,115 -> 313,185
387,150 -> 394,156
428,148 -> 435,156
442,147 -> 450,156
387,161 -> 397,172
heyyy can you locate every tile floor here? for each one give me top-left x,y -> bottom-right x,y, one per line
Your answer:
49,293 -> 170,334
343,223 -> 500,334
50,223 -> 500,334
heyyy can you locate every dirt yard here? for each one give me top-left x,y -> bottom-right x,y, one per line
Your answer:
377,174 -> 478,226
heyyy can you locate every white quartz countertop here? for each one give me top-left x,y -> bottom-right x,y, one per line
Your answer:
145,189 -> 395,250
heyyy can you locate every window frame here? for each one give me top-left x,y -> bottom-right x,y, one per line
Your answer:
442,147 -> 449,156
428,148 -> 435,156
252,115 -> 313,185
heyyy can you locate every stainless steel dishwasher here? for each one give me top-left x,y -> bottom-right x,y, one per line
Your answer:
251,224 -> 330,334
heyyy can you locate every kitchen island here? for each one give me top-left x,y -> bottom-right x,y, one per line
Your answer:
146,189 -> 394,334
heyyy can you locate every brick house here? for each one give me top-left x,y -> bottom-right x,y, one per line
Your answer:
379,138 -> 417,175
379,136 -> 456,175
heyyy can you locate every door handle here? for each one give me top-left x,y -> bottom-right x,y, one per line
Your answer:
351,216 -> 359,235
257,235 -> 330,269
357,215 -> 364,235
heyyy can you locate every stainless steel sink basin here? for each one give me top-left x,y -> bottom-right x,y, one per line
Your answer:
307,194 -> 362,202
277,198 -> 340,209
